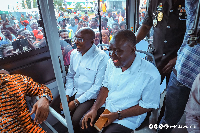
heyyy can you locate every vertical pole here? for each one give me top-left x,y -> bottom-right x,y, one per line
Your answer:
38,0 -> 74,133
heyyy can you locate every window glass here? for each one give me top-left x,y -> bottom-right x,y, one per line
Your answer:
0,0 -> 46,59
139,0 -> 153,43
54,0 -> 126,51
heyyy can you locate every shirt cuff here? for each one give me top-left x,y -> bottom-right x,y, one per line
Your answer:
139,100 -> 159,109
65,89 -> 73,97
77,95 -> 87,104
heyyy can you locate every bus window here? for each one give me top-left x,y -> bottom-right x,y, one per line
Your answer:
0,1 -> 46,59
100,0 -> 126,44
53,0 -> 127,48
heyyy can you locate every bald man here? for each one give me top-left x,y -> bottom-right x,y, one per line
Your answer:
65,27 -> 109,133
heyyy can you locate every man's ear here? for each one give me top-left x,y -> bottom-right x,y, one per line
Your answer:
0,69 -> 9,74
131,46 -> 136,52
91,39 -> 94,44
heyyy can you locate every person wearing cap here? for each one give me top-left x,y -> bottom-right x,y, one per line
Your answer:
20,20 -> 32,31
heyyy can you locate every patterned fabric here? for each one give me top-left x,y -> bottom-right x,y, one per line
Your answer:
0,74 -> 53,133
175,0 -> 200,88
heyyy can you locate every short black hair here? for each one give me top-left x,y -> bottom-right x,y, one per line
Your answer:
112,23 -> 120,28
112,30 -> 136,47
78,27 -> 95,40
102,17 -> 108,22
91,18 -> 98,23
120,21 -> 126,27
59,29 -> 68,34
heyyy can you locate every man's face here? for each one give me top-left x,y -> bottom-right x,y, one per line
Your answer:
94,32 -> 100,45
74,30 -> 93,55
120,24 -> 126,30
101,20 -> 107,27
70,19 -> 75,27
112,25 -> 120,35
109,39 -> 136,68
60,32 -> 69,39
90,19 -> 97,29
31,23 -> 38,30
108,12 -> 112,18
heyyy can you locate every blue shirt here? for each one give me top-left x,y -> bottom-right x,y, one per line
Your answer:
175,0 -> 200,88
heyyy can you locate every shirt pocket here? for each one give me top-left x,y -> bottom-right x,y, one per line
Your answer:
79,65 -> 98,83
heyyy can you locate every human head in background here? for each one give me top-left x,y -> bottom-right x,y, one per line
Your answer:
101,17 -> 108,29
70,18 -> 76,27
94,32 -> 100,46
59,30 -> 69,40
101,30 -> 110,44
74,27 -> 95,55
107,9 -> 112,18
90,18 -> 98,29
120,21 -> 126,30
112,23 -> 120,35
30,21 -> 38,30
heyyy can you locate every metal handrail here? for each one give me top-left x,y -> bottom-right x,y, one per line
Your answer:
38,0 -> 74,133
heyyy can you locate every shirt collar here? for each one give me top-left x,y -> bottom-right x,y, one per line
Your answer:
125,52 -> 142,74
83,44 -> 96,57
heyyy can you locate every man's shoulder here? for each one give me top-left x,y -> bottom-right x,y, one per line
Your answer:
140,58 -> 160,78
94,45 -> 109,58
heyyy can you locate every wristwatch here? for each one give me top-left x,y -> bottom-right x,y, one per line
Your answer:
41,94 -> 51,102
117,111 -> 122,120
73,100 -> 79,108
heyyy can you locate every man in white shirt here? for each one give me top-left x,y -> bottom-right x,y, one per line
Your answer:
81,30 -> 160,133
106,9 -> 114,28
65,27 -> 109,133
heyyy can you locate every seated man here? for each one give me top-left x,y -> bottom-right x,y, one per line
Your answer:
65,27 -> 109,133
0,70 -> 53,133
81,30 -> 160,133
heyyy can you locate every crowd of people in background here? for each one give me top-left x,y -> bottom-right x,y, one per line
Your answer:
0,1 -> 126,66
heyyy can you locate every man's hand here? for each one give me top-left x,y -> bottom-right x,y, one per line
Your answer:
68,101 -> 76,111
81,109 -> 97,129
162,57 -> 177,74
101,112 -> 118,127
68,99 -> 79,112
30,97 -> 49,124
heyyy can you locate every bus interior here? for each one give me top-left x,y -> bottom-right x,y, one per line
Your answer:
0,0 -> 188,133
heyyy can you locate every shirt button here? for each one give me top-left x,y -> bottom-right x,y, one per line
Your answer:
163,54 -> 165,56
170,10 -> 173,12
167,26 -> 170,28
164,40 -> 167,43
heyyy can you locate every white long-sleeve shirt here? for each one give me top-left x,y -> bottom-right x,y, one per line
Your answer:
102,53 -> 161,130
65,44 -> 109,104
